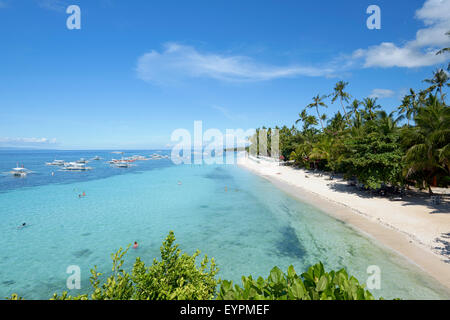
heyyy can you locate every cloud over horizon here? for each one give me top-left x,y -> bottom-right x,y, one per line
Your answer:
0,137 -> 58,147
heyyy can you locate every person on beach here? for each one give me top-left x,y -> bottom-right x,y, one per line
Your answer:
133,241 -> 139,249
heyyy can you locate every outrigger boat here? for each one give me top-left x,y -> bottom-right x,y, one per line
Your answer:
46,160 -> 65,166
61,162 -> 92,171
112,161 -> 132,168
7,164 -> 34,177
76,158 -> 89,164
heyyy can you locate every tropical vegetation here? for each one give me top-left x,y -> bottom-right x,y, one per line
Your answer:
252,68 -> 449,193
8,231 -> 383,300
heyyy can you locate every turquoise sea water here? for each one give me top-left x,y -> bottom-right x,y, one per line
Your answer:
0,150 -> 449,299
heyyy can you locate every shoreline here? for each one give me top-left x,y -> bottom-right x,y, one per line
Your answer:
237,155 -> 450,292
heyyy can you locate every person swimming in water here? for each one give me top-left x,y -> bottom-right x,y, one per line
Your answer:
18,222 -> 26,229
133,241 -> 139,249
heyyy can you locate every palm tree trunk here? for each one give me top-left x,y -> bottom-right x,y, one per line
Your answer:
340,98 -> 349,123
316,107 -> 324,130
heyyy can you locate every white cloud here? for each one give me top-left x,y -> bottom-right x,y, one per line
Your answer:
36,0 -> 67,12
354,0 -> 450,68
369,89 -> 395,99
0,137 -> 57,146
136,43 -> 336,84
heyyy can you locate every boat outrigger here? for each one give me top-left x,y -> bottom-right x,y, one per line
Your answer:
7,164 -> 34,177
76,158 -> 89,164
46,160 -> 65,166
61,162 -> 93,171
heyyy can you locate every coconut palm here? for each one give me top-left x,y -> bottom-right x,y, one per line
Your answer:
346,99 -> 361,119
361,97 -> 381,121
402,95 -> 450,194
306,94 -> 328,131
423,69 -> 449,102
295,109 -> 318,133
397,96 -> 414,126
330,81 -> 351,122
376,110 -> 403,135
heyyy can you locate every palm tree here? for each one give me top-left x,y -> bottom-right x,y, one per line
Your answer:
295,109 -> 318,133
397,96 -> 413,126
376,110 -> 403,135
330,81 -> 351,121
361,97 -> 381,121
346,99 -> 361,119
306,94 -> 328,131
402,95 -> 450,194
423,69 -> 449,102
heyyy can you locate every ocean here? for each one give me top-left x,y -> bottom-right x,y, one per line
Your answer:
0,150 -> 448,299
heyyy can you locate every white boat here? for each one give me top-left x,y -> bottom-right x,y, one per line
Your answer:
9,166 -> 32,177
131,155 -> 149,161
76,158 -> 89,164
61,162 -> 92,171
92,156 -> 102,160
46,160 -> 65,166
112,161 -> 131,168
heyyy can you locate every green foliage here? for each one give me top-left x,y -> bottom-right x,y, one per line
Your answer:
8,232 -> 387,300
217,263 -> 377,300
401,95 -> 450,192
341,119 -> 404,189
131,231 -> 218,300
50,231 -> 218,300
251,70 -> 449,191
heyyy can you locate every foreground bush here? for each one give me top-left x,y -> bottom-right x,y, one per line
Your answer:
9,231 -> 383,300
218,263 -> 376,300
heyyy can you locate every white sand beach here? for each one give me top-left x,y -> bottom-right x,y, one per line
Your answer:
238,154 -> 450,289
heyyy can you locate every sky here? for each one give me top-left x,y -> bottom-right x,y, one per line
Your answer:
0,0 -> 449,149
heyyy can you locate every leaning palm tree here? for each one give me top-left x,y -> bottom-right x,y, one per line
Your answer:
423,69 -> 449,102
306,94 -> 328,131
330,81 -> 351,122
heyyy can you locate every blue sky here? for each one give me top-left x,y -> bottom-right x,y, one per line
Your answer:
0,0 -> 449,149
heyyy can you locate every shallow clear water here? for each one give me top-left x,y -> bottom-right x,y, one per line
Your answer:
0,150 -> 448,299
